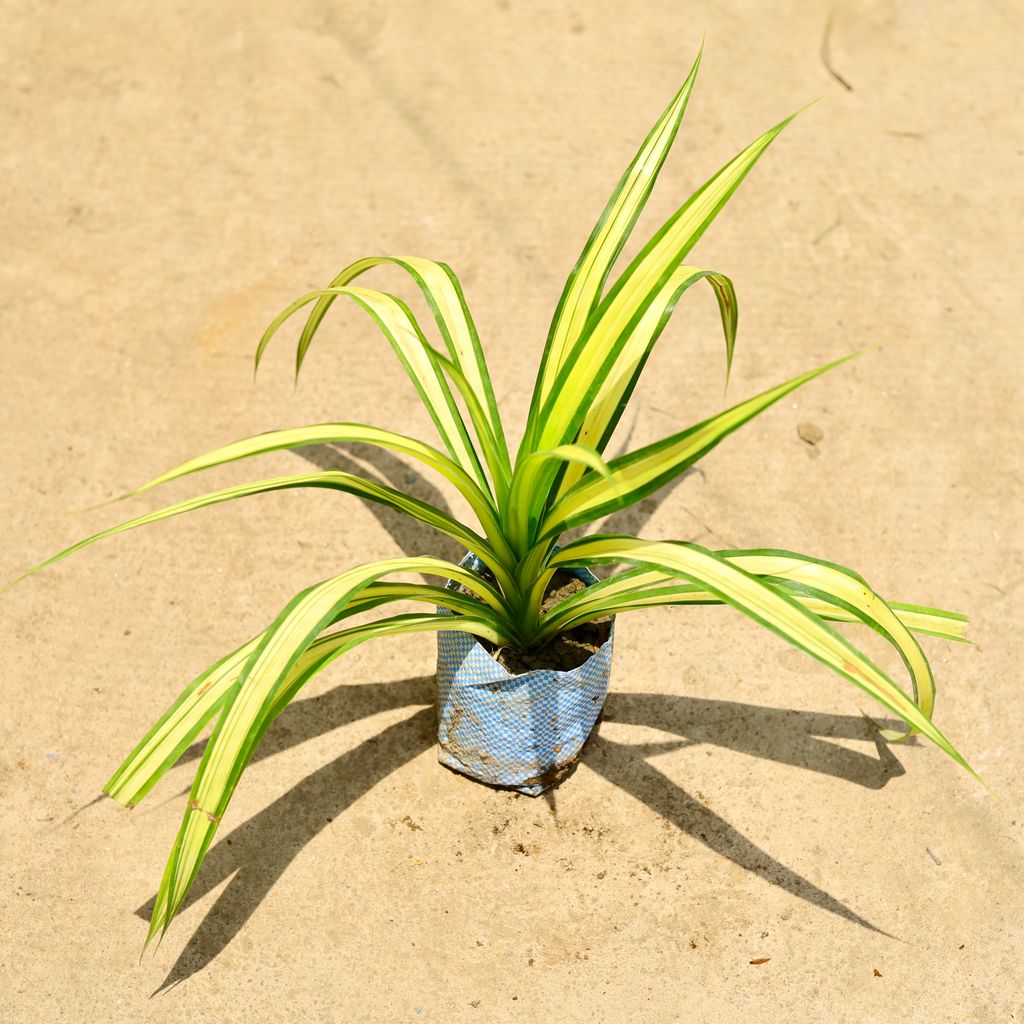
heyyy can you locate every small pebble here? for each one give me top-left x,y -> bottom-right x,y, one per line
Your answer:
797,421 -> 824,445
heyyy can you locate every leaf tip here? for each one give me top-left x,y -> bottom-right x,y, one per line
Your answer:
1,560 -> 45,595
75,489 -> 136,516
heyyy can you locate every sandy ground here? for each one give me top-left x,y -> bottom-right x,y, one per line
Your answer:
2,1 -> 1022,1021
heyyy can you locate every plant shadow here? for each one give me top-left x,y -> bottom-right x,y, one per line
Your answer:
138,448 -> 897,992
142,676 -> 905,993
583,692 -> 904,936
290,442 -> 464,565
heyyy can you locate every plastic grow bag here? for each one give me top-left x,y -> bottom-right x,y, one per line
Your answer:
435,555 -> 615,796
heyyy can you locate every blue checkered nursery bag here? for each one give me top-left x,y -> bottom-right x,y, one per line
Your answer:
436,555 -> 615,796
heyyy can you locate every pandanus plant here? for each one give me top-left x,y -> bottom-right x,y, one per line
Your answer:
8,46 -> 975,949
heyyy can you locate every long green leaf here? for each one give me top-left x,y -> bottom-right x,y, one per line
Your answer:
147,598 -> 502,944
146,562 -> 501,946
104,581 -> 504,809
528,111 -> 798,457
429,349 -> 512,506
541,568 -> 969,646
550,536 -> 976,778
390,257 -> 509,470
105,637 -> 258,808
531,44 -> 703,410
704,550 -> 941,741
538,351 -> 856,539
257,283 -> 488,493
257,256 -> 509,486
504,443 -> 611,554
104,421 -> 508,560
6,471 -> 517,598
538,550 -> 964,744
555,266 -> 737,499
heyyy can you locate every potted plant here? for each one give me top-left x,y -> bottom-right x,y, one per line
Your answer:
6,45 -> 976,951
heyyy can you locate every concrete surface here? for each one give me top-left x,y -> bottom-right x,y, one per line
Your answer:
1,1 -> 1021,1021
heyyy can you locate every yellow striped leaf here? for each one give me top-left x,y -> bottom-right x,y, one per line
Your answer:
550,536 -> 976,778
6,471 -> 516,598
105,421 -> 506,558
258,283 -> 488,493
105,581 -> 504,810
147,575 -> 502,945
540,351 -> 855,538
556,265 -> 737,497
532,44 -> 703,409
258,255 -> 509,486
531,112 -> 797,456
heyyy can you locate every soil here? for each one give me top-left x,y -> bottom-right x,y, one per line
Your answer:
459,569 -> 612,675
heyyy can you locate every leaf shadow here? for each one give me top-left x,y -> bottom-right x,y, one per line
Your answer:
143,676 -> 905,993
584,691 -> 905,936
287,418 -> 701,579
290,442 -> 463,565
144,678 -> 436,995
